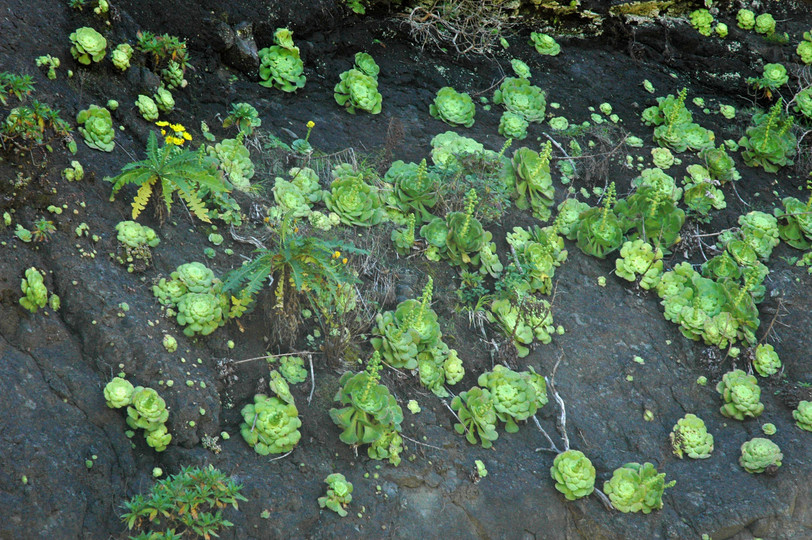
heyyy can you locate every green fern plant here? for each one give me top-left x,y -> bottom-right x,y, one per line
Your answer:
106,131 -> 227,223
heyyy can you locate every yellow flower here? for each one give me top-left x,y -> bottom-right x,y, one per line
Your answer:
342,258 -> 348,264
155,121 -> 169,127
183,132 -> 192,140
160,129 -> 167,135
307,121 -> 315,129
170,123 -> 185,131
333,251 -> 341,258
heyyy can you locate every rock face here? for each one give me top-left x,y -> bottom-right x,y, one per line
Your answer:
1,0 -> 811,538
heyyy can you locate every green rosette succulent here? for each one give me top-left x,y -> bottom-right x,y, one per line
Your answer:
367,428 -> 403,466
318,473 -> 353,517
498,111 -> 529,140
208,138 -> 254,192
383,159 -> 438,224
754,13 -> 775,35
76,105 -> 115,152
279,356 -> 308,384
670,414 -> 714,459
173,262 -> 217,293
451,387 -> 499,448
690,9 -> 714,36
615,185 -> 685,249
443,211 -> 491,267
753,343 -> 781,377
747,63 -> 788,92
145,424 -> 171,452
739,437 -> 782,473
329,366 -> 403,447
126,386 -> 169,431
240,394 -> 302,455
393,295 -> 441,349
487,296 -> 554,358
353,52 -> 379,78
775,196 -> 812,250
550,450 -> 596,501
176,292 -> 227,337
69,27 -> 107,65
793,400 -> 812,432
524,367 -> 549,409
111,43 -> 133,71
430,86 -> 475,128
370,311 -> 420,369
530,32 -> 560,56
443,349 -> 464,386
258,28 -> 306,92
334,68 -> 382,114
575,206 -> 624,259
603,462 -> 675,514
152,277 -> 188,307
493,77 -> 546,123
19,267 -> 48,313
429,131 -> 484,169
737,210 -> 780,260
477,365 -> 538,432
269,369 -> 295,405
798,32 -> 812,64
153,86 -> 174,113
701,251 -> 742,282
223,102 -> 261,135
272,167 -> 323,218
104,377 -> 135,408
511,58 -> 531,79
716,369 -> 764,420
631,167 -> 681,201
557,199 -> 590,239
615,239 -> 663,290
699,145 -> 740,183
135,95 -> 159,121
737,9 -> 755,29
418,352 -> 447,397
739,104 -> 796,173
115,221 -> 159,248
161,60 -> 187,89
323,167 -> 383,226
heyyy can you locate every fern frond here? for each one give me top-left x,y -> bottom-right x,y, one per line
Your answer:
222,251 -> 274,299
108,168 -> 155,195
178,187 -> 212,223
132,177 -> 157,219
160,178 -> 174,215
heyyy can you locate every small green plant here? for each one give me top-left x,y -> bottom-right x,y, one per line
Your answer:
498,111 -> 529,140
430,86 -> 476,128
603,462 -> 675,514
114,220 -> 160,273
239,393 -> 302,455
574,182 -> 624,258
111,43 -> 133,71
69,27 -> 107,64
223,102 -> 261,135
739,102 -> 796,173
774,192 -> 812,249
107,131 -> 227,223
753,343 -> 781,377
737,9 -> 755,30
104,377 -> 172,451
493,77 -> 546,123
530,32 -> 560,55
329,352 -> 404,465
207,138 -> 254,192
747,63 -> 788,95
153,261 -> 230,337
0,72 -> 34,105
689,9 -> 714,36
323,163 -> 384,226
135,94 -> 159,121
391,213 -> 416,256
487,293 -> 556,358
62,160 -> 84,182
136,31 -> 189,72
477,365 -> 547,433
334,52 -> 382,114
793,400 -> 812,432
739,438 -> 782,473
153,85 -> 174,113
797,31 -> 812,64
550,450 -> 596,501
19,267 -> 55,313
450,387 -> 499,448
76,104 -> 115,152
420,189 -> 494,269
716,369 -> 764,420
318,473 -> 353,517
120,465 -> 246,537
271,166 -> 324,218
754,13 -> 776,36
614,239 -> 663,290
258,28 -> 306,92
642,88 -> 715,153
278,356 -> 308,384
512,143 -> 555,221
35,55 -> 60,80
669,414 -> 713,459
